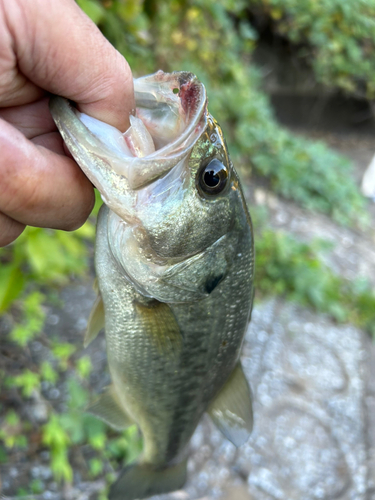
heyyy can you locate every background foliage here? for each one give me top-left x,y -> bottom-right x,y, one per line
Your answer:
0,0 -> 374,496
247,0 -> 375,99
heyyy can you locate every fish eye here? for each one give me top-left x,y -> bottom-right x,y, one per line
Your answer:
198,159 -> 229,196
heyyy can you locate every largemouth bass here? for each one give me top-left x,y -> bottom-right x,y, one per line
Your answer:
49,71 -> 254,500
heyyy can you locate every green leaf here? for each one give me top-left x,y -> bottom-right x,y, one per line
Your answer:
9,292 -> 45,347
76,356 -> 93,379
67,377 -> 89,409
0,264 -> 25,312
89,457 -> 103,477
52,342 -> 77,370
40,362 -> 58,384
77,0 -> 105,24
10,370 -> 41,397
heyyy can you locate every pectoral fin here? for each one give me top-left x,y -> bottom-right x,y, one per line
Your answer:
208,363 -> 253,447
84,294 -> 105,348
134,300 -> 182,358
86,385 -> 134,430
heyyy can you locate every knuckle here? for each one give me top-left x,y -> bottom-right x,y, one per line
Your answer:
0,152 -> 40,216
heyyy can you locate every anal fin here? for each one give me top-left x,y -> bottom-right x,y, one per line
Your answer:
208,362 -> 253,447
84,294 -> 105,348
86,385 -> 134,430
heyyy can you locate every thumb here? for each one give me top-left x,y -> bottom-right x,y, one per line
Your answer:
4,0 -> 134,131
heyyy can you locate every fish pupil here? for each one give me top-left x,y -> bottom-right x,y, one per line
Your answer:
204,170 -> 220,187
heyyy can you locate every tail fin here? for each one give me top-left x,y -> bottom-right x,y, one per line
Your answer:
109,460 -> 187,500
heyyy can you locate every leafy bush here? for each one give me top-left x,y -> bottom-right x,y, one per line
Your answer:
8,291 -> 45,346
0,222 -> 94,315
43,377 -> 142,484
248,0 -> 375,99
206,72 -> 366,226
255,227 -> 375,335
0,332 -> 142,489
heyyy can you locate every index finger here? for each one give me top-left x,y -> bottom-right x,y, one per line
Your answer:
4,0 -> 134,131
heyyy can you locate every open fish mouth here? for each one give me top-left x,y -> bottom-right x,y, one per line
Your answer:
49,71 -> 207,196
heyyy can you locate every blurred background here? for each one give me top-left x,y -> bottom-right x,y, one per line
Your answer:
1,0 -> 375,498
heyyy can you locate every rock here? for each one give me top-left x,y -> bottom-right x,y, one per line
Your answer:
27,391 -> 49,423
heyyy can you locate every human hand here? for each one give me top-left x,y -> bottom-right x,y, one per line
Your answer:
0,0 -> 135,247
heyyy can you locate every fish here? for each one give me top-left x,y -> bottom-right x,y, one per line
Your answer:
49,70 -> 255,500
